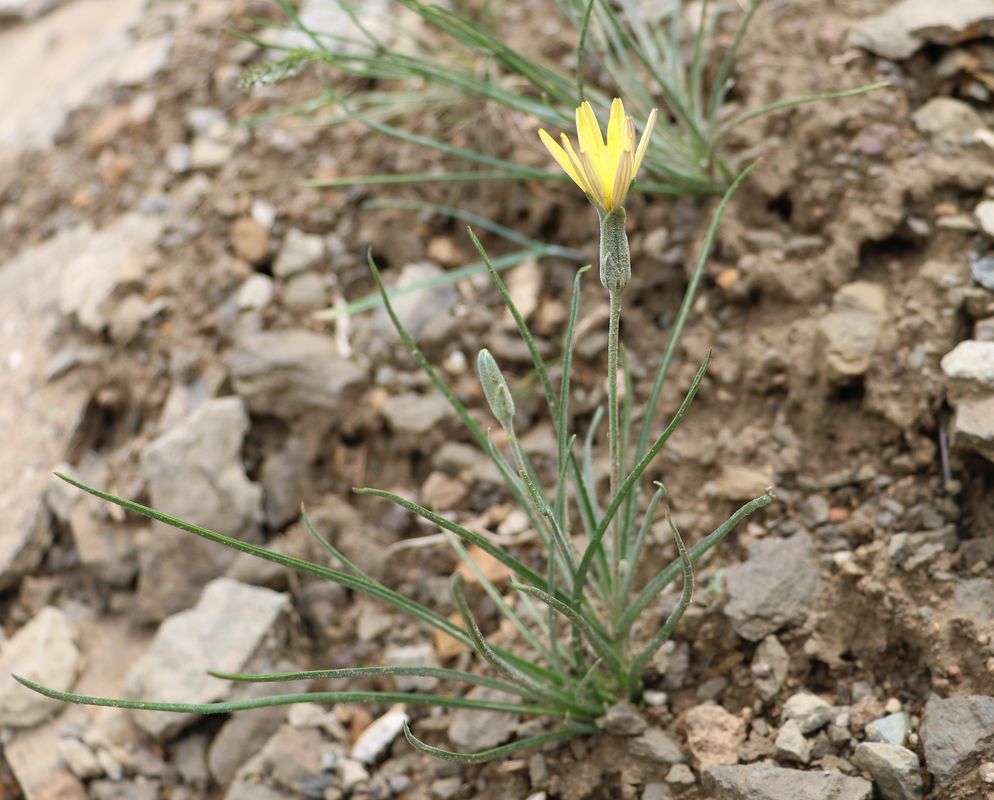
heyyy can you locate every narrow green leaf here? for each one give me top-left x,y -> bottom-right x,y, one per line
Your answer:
403,722 -> 595,762
13,675 -> 565,717
619,490 -> 775,631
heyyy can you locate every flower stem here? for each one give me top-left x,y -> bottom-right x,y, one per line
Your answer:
607,287 -> 622,606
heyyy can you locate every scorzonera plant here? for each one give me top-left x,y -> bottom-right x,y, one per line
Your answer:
16,99 -> 774,761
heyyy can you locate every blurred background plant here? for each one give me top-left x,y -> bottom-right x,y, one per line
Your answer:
235,0 -> 883,312
242,0 -> 881,195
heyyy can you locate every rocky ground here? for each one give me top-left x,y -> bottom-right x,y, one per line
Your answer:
1,0 -> 994,799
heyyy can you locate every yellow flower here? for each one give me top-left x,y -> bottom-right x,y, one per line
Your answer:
539,99 -> 657,213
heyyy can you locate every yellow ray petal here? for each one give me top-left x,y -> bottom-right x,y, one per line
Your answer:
607,98 -> 626,152
576,101 -> 604,153
610,146 -> 633,210
559,133 -> 594,197
632,108 -> 658,177
578,151 -> 608,210
539,129 -> 585,190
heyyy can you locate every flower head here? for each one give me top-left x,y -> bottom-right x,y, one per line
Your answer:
539,99 -> 657,214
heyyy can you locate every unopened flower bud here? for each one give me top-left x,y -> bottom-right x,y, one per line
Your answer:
477,348 -> 515,427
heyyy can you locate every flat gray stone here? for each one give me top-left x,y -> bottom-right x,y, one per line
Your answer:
138,397 -> 263,621
383,643 -> 440,692
850,0 -> 994,59
941,341 -> 994,397
724,531 -> 821,641
751,635 -> 789,701
0,607 -> 80,727
951,396 -> 994,461
126,578 -> 288,739
816,282 -> 886,382
629,728 -> 684,764
921,694 -> 994,797
783,691 -> 832,734
911,98 -> 987,148
372,261 -> 457,341
704,763 -> 872,800
0,227 -> 96,592
447,687 -> 519,753
273,228 -> 324,278
0,0 -> 149,150
57,213 -> 163,333
381,392 -> 454,437
852,742 -> 922,800
230,330 -> 365,421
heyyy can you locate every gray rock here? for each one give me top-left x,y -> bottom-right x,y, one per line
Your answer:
56,737 -> 101,779
751,635 -> 789,701
57,213 -> 163,333
597,702 -> 647,735
850,0 -> 994,59
951,396 -> 994,462
69,493 -> 138,587
866,711 -> 912,746
642,783 -> 670,800
941,341 -> 994,397
0,0 -> 65,20
774,719 -> 811,764
630,728 -> 684,763
0,607 -> 80,727
782,692 -> 832,733
237,274 -> 275,311
912,98 -> 986,148
447,687 -> 519,752
282,271 -> 328,314
724,531 -> 821,641
258,725 -> 332,795
704,763 -> 872,800
953,578 -> 994,629
972,258 -> 994,292
190,136 -> 233,170
138,397 -> 263,620
852,742 -> 922,800
259,437 -> 309,530
114,35 -> 171,87
0,0 -> 154,149
816,282 -> 886,382
372,261 -> 458,341
383,643 -> 441,692
274,229 -> 325,278
208,683 -> 288,786
351,706 -> 409,764
706,465 -> 773,501
0,228 -> 132,590
977,201 -> 994,240
921,694 -> 994,798
89,778 -> 158,800
381,392 -> 454,437
126,578 -> 288,739
230,330 -> 366,421
276,0 -> 391,55
172,733 -> 210,785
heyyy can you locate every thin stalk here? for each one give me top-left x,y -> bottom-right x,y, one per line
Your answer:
606,288 -> 623,594
404,723 -> 596,763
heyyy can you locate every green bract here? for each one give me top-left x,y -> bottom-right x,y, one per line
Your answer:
15,166 -> 773,762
